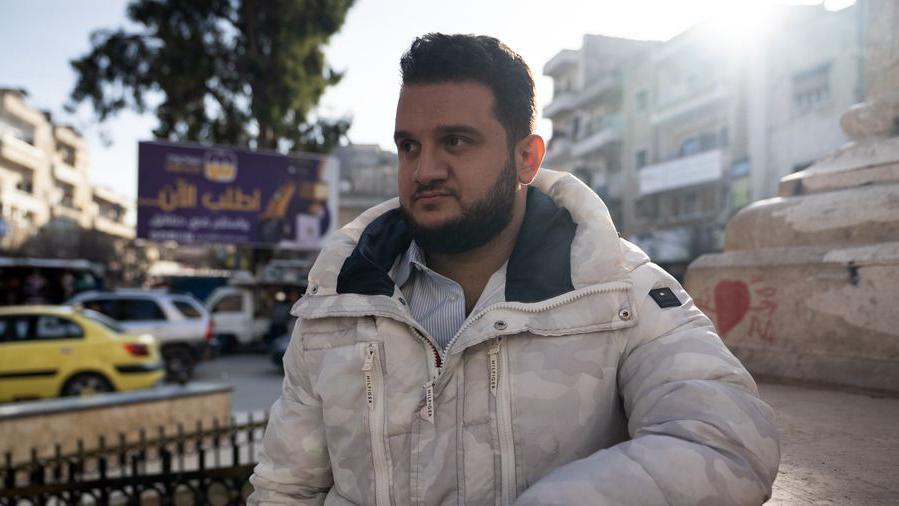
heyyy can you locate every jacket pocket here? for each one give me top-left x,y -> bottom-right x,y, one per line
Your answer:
361,342 -> 392,506
488,337 -> 516,506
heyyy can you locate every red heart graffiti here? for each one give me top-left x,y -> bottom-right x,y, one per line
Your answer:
714,280 -> 751,336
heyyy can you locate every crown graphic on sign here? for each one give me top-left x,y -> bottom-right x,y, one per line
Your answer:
204,150 -> 238,183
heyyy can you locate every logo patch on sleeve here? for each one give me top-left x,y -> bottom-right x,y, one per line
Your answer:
649,287 -> 682,308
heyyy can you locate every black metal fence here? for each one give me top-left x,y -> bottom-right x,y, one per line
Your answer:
1,412 -> 268,505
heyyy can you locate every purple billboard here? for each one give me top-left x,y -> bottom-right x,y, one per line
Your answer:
137,141 -> 338,249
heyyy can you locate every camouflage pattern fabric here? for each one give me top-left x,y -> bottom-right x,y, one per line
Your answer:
249,170 -> 780,505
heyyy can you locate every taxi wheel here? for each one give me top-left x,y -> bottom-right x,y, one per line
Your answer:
62,373 -> 114,397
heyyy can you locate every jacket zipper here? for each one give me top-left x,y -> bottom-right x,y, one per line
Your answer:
362,343 -> 392,506
489,337 -> 516,505
443,281 -> 632,357
407,282 -> 631,427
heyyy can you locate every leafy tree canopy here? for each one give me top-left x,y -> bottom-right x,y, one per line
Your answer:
68,0 -> 354,153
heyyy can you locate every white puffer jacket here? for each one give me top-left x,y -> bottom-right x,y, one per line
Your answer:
249,170 -> 780,506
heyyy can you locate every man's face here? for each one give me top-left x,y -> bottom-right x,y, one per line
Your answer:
394,82 -> 519,254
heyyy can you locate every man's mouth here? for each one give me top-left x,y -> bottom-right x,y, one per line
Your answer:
413,190 -> 454,201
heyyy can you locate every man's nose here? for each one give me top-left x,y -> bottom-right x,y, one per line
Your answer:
414,145 -> 449,184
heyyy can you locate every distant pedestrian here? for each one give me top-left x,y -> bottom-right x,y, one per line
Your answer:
24,269 -> 47,304
250,33 -> 779,505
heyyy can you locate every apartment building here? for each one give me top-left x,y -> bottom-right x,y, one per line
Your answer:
542,4 -> 861,276
0,88 -> 135,253
542,35 -> 657,225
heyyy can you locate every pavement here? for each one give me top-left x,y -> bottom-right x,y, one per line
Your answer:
760,382 -> 899,505
195,354 -> 899,505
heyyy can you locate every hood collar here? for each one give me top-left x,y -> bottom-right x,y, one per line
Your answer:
336,186 -> 577,303
305,170 -> 641,301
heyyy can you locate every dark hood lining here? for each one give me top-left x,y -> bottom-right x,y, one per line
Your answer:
336,187 -> 576,303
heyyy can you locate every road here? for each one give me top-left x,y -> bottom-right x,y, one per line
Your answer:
195,354 -> 899,505
193,350 -> 284,414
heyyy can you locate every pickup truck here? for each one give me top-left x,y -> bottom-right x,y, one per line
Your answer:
206,285 -> 302,351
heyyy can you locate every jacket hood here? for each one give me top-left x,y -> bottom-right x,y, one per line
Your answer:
305,170 -> 649,299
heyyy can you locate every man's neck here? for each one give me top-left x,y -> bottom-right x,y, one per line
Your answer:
425,194 -> 527,314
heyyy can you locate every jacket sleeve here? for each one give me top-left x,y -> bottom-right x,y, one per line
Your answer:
248,320 -> 333,505
515,263 -> 780,506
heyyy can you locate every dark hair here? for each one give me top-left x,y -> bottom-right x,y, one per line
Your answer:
400,33 -> 536,147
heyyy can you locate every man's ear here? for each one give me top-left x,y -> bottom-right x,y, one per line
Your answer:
515,134 -> 545,185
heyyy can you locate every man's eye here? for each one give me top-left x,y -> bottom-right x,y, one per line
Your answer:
399,140 -> 418,154
446,136 -> 468,148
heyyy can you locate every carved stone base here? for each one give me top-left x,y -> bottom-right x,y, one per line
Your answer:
685,243 -> 899,392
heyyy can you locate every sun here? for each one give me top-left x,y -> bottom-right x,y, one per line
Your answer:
700,1 -> 781,52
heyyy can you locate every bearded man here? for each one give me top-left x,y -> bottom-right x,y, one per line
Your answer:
249,33 -> 780,506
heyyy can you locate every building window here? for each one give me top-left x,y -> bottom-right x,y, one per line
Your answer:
679,138 -> 701,157
15,175 -> 33,194
58,144 -> 77,165
573,167 -> 593,188
677,129 -> 722,158
683,191 -> 698,217
638,195 -> 658,219
59,183 -> 76,208
793,63 -> 831,113
636,150 -> 648,169
702,186 -> 717,213
793,160 -> 814,173
635,90 -> 648,111
97,202 -> 124,222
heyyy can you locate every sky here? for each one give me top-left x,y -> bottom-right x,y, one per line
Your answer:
0,0 -> 853,200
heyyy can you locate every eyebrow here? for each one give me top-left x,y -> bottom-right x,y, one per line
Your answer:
436,125 -> 482,139
393,130 -> 412,143
393,124 -> 484,143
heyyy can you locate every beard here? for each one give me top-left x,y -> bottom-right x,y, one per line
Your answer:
401,158 -> 518,255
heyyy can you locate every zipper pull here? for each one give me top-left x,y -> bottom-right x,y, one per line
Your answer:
363,344 -> 376,410
488,338 -> 501,397
422,380 -> 435,424
362,343 -> 375,372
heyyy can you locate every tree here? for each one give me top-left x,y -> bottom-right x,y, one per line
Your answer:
68,0 -> 354,153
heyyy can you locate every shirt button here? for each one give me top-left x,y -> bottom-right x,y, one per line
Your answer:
449,295 -> 458,302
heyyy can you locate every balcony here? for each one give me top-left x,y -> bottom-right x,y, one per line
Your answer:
93,186 -> 132,209
571,115 -> 622,158
651,84 -> 728,124
1,92 -> 46,126
0,133 -> 44,171
543,49 -> 578,77
542,91 -> 579,119
94,215 -> 135,239
542,137 -> 573,170
638,149 -> 723,196
0,187 -> 46,215
574,75 -> 620,108
52,204 -> 85,224
53,160 -> 84,186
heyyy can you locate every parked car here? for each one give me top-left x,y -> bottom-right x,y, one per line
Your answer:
0,305 -> 163,402
69,290 -> 214,382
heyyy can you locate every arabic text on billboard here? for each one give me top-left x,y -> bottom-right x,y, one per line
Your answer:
137,141 -> 337,249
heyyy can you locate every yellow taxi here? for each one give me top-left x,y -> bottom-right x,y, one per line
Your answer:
0,306 -> 164,402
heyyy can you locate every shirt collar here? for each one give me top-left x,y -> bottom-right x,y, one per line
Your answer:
392,240 -> 508,310
392,240 -> 428,287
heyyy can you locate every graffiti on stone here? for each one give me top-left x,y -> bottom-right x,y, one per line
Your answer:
694,277 -> 779,342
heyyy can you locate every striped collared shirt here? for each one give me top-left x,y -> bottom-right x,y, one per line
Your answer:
393,241 -> 507,350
